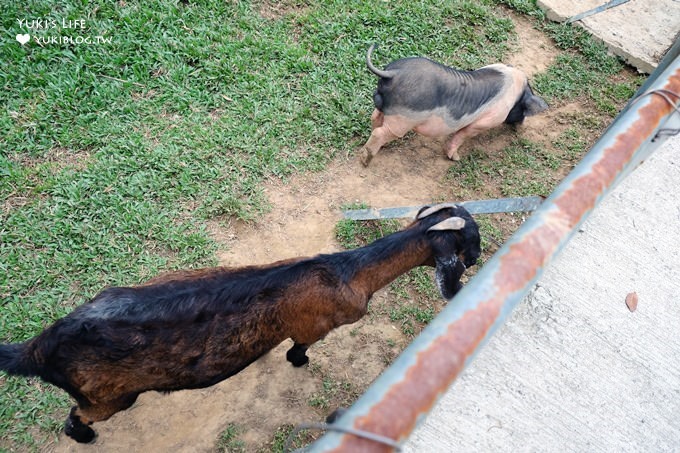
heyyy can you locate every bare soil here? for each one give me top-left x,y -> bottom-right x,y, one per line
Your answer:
48,12 -> 610,453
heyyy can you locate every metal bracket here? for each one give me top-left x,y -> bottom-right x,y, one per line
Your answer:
342,196 -> 545,220
566,0 -> 630,24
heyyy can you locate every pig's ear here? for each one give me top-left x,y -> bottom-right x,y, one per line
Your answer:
428,217 -> 465,232
525,95 -> 548,116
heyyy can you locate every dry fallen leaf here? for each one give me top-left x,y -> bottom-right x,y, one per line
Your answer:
625,292 -> 638,312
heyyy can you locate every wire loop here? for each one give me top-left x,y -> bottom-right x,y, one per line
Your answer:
284,421 -> 403,453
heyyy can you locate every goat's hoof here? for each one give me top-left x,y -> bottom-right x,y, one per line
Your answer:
286,349 -> 309,367
290,354 -> 309,367
64,418 -> 97,444
359,147 -> 372,167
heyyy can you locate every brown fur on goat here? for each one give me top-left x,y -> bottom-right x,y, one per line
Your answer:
0,204 -> 480,443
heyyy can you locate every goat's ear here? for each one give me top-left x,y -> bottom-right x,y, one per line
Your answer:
428,217 -> 465,231
417,203 -> 459,220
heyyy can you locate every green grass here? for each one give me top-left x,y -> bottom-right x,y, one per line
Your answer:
308,377 -> 358,411
386,267 -> 440,336
532,20 -> 643,112
553,127 -> 589,162
267,423 -> 316,453
475,216 -> 505,255
494,0 -> 546,16
447,138 -> 563,199
388,302 -> 436,336
334,216 -> 401,250
495,0 -> 644,113
268,424 -> 296,453
0,0 -> 641,450
216,423 -> 246,453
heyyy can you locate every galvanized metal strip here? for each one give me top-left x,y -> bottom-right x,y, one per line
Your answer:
310,55 -> 680,452
342,196 -> 544,220
566,0 -> 630,24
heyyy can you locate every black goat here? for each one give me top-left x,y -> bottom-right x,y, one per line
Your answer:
0,204 -> 480,443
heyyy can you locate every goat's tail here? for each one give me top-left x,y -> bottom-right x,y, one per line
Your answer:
0,343 -> 36,377
366,43 -> 396,79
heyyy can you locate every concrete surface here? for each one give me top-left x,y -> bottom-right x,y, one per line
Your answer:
537,0 -> 680,73
404,135 -> 680,451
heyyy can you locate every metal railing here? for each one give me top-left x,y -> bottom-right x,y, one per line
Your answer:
308,44 -> 680,453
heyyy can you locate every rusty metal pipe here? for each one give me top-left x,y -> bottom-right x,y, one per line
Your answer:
309,56 -> 680,452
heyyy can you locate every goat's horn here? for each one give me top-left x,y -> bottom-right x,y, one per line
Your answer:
417,203 -> 460,219
428,216 -> 465,231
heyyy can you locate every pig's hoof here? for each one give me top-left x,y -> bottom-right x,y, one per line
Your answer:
359,147 -> 373,167
446,150 -> 461,161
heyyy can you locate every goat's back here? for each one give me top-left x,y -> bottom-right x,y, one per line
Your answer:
12,258 -> 358,400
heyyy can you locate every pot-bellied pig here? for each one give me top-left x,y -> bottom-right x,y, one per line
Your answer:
359,44 -> 548,166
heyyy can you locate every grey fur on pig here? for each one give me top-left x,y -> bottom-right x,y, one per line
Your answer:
359,44 -> 548,166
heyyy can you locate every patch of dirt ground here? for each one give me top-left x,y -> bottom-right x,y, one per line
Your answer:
48,12 -> 624,453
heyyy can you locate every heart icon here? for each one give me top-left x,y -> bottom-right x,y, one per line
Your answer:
16,34 -> 30,45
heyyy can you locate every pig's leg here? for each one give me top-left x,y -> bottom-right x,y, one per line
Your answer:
446,127 -> 484,161
359,115 -> 418,166
446,108 -> 512,160
445,122 -> 497,161
371,109 -> 384,130
445,130 -> 471,161
359,127 -> 398,166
